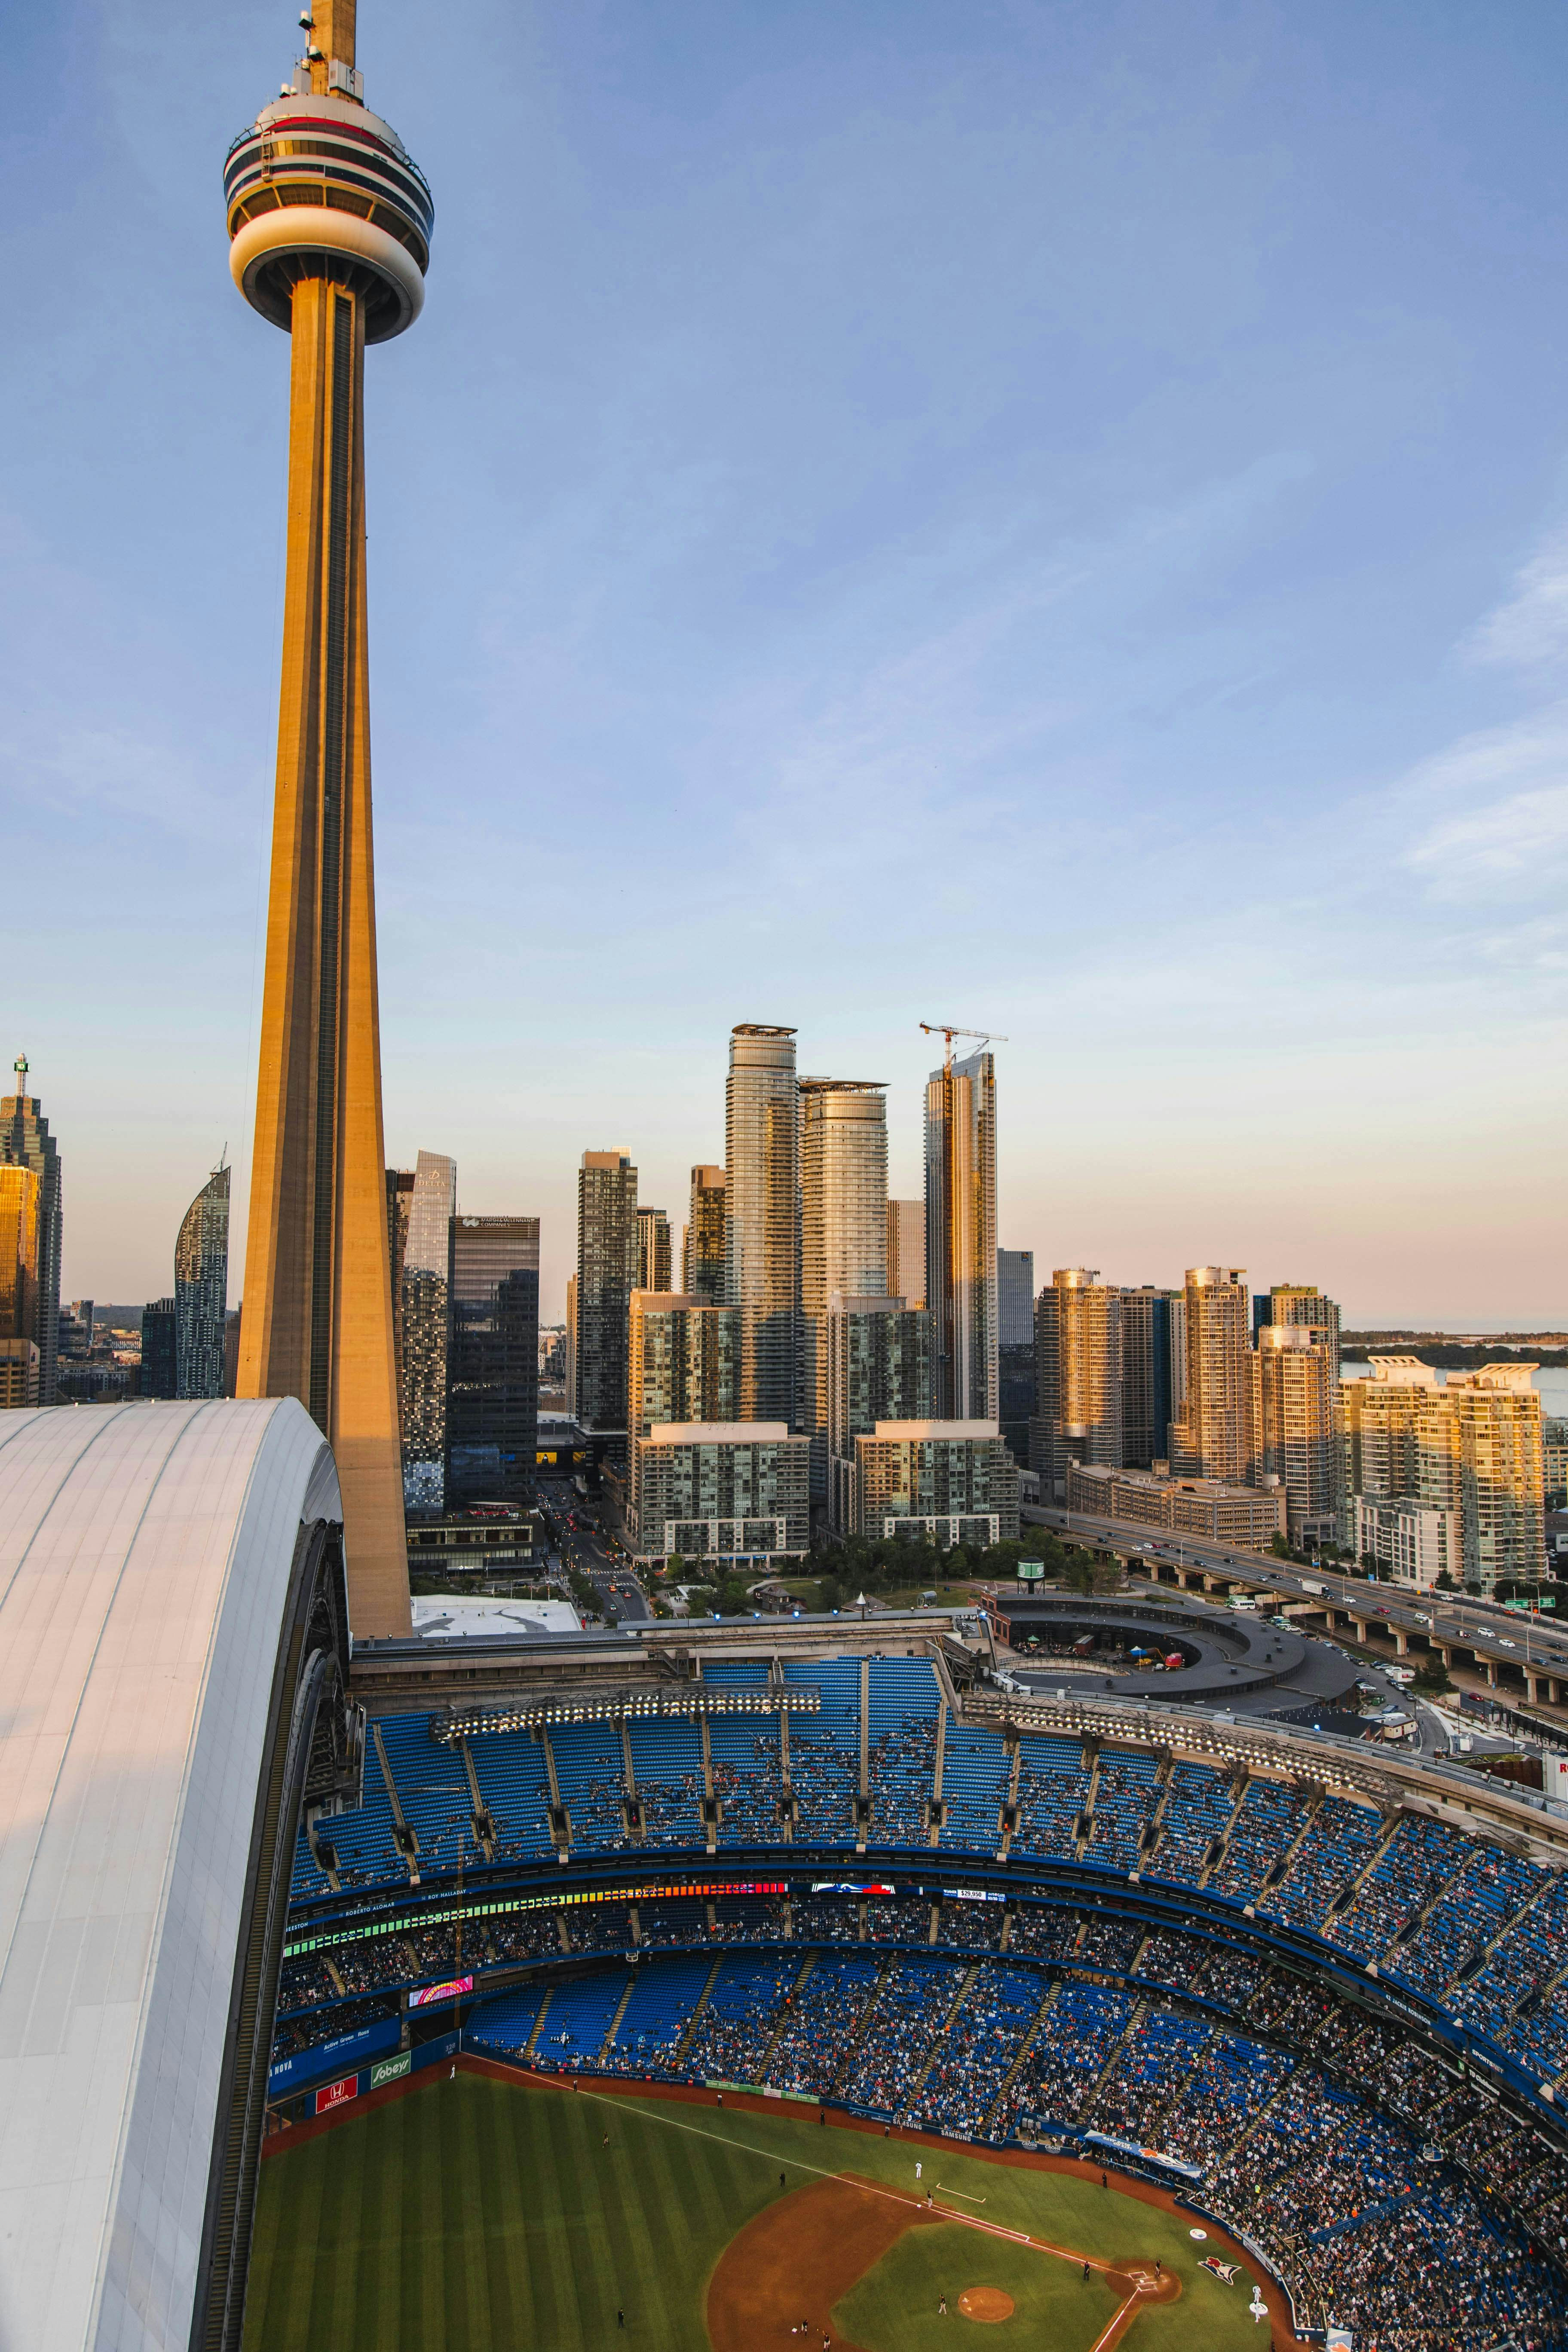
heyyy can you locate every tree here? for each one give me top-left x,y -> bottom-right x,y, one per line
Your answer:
1271,1534 -> 1294,1561
1434,1569 -> 1457,1592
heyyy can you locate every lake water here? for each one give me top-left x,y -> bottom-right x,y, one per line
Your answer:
1341,1362 -> 1568,1417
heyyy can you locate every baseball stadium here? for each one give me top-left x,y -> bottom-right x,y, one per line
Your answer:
245,1613 -> 1568,2352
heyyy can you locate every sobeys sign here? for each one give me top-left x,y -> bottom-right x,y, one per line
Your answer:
370,2051 -> 412,2089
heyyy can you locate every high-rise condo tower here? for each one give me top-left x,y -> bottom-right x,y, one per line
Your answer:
924,1044 -> 998,1421
726,1027 -> 800,1424
224,1 -> 433,1634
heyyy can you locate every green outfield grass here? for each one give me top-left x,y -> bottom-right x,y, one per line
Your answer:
244,2074 -> 1265,2352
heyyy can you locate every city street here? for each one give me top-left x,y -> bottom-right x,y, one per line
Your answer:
537,1474 -> 652,1624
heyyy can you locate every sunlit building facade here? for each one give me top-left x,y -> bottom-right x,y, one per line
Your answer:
0,1056 -> 61,1405
850,1420 -> 1019,1548
1031,1268 -> 1122,1499
924,1048 -> 997,1422
0,1164 -> 40,1409
632,1422 -> 810,1565
726,1027 -> 799,1425
825,1296 -> 931,1533
636,1206 -> 673,1295
1256,1281 -> 1342,1378
799,1078 -> 888,1497
885,1198 -> 926,1311
175,1163 -> 230,1400
685,1166 -> 727,1304
1338,1357 -> 1547,1592
1169,1266 -> 1253,1483
1252,1321 -> 1338,1551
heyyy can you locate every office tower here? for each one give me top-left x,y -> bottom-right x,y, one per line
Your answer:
565,1275 -> 577,1418
446,1216 -> 539,1507
886,1199 -> 926,1312
825,1298 -> 931,1532
1120,1286 -> 1180,1470
799,1078 -> 888,1495
997,1247 -> 1035,1465
1253,1324 -> 1338,1551
1,1056 -> 62,1405
225,5 -> 432,1635
223,1307 -> 242,1399
1339,1357 -> 1547,1591
576,1151 -> 638,1436
174,1163 -> 230,1400
686,1165 -> 727,1304
726,1026 -> 799,1424
850,1422 -> 1020,1546
1168,1267 -> 1252,1482
632,1423 -> 811,1566
399,1150 -> 455,1513
1256,1282 -> 1342,1378
1030,1269 -> 1122,1498
385,1167 -> 414,1385
141,1299 -> 178,1402
924,1045 -> 997,1420
0,1165 -> 40,1408
636,1207 -> 673,1294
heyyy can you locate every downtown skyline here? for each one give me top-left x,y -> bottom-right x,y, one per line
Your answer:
4,0 -> 1566,1326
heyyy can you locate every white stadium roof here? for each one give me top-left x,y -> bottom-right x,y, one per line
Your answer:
0,1399 -> 342,2352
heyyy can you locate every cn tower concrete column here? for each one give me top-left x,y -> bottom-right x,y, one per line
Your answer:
224,11 -> 433,1638
239,273 -> 408,1637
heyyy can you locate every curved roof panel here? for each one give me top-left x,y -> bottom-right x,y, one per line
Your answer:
0,1398 -> 340,2352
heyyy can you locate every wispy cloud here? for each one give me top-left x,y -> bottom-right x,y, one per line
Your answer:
1467,529 -> 1568,670
1399,706 -> 1568,901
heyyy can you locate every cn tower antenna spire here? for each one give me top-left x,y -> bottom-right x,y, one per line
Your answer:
223,4 -> 434,1635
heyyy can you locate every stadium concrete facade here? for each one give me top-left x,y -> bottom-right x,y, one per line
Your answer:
0,1400 -> 360,2352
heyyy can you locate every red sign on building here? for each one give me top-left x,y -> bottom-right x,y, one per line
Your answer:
314,2072 -> 358,2116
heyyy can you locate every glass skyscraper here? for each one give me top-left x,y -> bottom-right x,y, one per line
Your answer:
726,1026 -> 799,1425
636,1206 -> 672,1294
400,1150 -> 456,1513
141,1298 -> 178,1402
576,1151 -> 638,1435
1,1056 -> 61,1405
799,1078 -> 887,1496
174,1163 -> 230,1399
997,1246 -> 1035,1466
446,1215 -> 540,1506
685,1166 -> 726,1303
0,1165 -> 40,1408
924,1046 -> 997,1422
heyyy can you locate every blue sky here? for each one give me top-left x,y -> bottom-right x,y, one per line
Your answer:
4,0 -> 1565,1326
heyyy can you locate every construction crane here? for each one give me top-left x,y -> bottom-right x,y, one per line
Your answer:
919,1021 -> 1008,1067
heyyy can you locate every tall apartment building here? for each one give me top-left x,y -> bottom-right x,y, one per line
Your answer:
576,1150 -> 638,1437
1031,1268 -> 1122,1499
0,1165 -> 40,1408
925,1046 -> 997,1421
684,1167 -> 726,1304
997,1247 -> 1035,1466
1253,1323 -> 1338,1551
626,1291 -> 739,1547
564,1275 -> 577,1419
799,1078 -> 888,1496
399,1149 -> 456,1513
850,1421 -> 1020,1547
636,1207 -> 673,1295
824,1296 -> 931,1533
1339,1357 -> 1547,1591
1120,1286 -> 1180,1469
726,1026 -> 799,1425
174,1163 -> 230,1400
885,1199 -> 925,1311
1256,1282 -> 1342,1378
1168,1266 -> 1252,1483
446,1215 -> 539,1506
633,1422 -> 810,1566
0,1056 -> 61,1404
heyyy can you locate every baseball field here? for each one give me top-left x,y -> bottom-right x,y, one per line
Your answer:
243,2068 -> 1289,2351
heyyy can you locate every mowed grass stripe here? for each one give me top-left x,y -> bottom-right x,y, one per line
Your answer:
245,2074 -> 1259,2352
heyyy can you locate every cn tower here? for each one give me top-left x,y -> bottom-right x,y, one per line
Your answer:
224,1 -> 430,1635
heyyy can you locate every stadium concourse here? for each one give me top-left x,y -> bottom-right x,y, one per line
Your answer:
271,1643 -> 1568,2350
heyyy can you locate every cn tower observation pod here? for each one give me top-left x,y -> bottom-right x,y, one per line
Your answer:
0,1400 -> 362,2352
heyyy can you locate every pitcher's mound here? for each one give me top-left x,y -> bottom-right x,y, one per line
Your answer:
957,2287 -> 1014,2321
